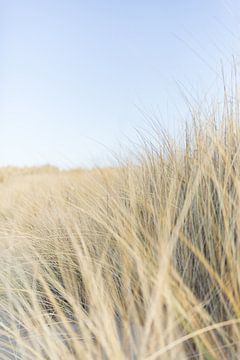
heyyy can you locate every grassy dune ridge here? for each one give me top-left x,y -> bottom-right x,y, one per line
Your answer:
1,100 -> 240,358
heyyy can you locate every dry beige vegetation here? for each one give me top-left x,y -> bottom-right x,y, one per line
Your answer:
1,99 -> 240,359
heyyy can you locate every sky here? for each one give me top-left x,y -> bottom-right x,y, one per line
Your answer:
1,0 -> 240,168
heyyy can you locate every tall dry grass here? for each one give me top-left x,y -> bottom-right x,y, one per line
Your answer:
1,91 -> 240,359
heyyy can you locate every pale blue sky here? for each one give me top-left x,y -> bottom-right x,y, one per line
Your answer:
1,1 -> 240,168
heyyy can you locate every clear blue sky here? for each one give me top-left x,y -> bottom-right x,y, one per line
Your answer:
1,1 -> 240,168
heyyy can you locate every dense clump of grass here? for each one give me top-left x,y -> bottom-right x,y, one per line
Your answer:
1,92 -> 240,359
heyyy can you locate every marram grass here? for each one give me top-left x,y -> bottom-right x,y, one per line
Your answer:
1,102 -> 240,359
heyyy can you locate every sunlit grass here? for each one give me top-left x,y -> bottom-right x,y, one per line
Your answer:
0,86 -> 240,359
